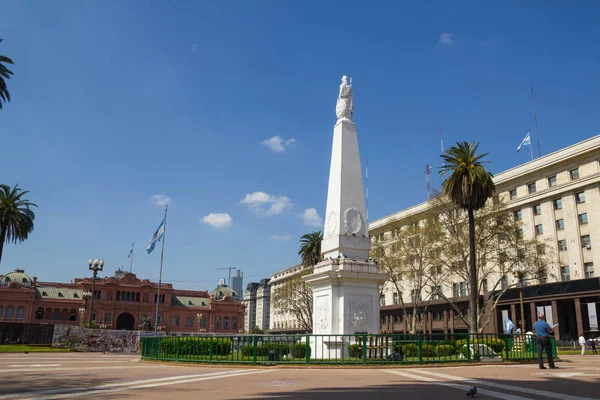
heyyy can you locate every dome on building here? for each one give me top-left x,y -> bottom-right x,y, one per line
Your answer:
0,269 -> 33,288
211,285 -> 237,300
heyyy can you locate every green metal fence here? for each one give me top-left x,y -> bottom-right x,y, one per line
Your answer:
141,333 -> 556,365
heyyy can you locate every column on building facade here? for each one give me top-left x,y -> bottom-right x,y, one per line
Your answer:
510,304 -> 517,326
529,303 -> 536,331
427,311 -> 433,335
449,309 -> 455,334
551,300 -> 560,340
443,310 -> 449,336
574,298 -> 584,336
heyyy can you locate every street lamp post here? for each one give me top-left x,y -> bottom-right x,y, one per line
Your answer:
197,313 -> 203,334
78,307 -> 86,327
88,258 -> 104,327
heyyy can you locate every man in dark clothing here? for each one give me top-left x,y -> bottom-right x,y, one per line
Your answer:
591,339 -> 597,355
533,314 -> 556,369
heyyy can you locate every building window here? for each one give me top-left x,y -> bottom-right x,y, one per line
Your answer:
393,292 -> 399,305
528,183 -> 536,194
579,213 -> 588,225
171,316 -> 178,326
201,318 -> 207,327
514,210 -> 522,221
453,283 -> 459,297
116,291 -> 120,301
91,309 -> 96,321
482,279 -> 488,293
215,317 -> 221,329
548,175 -> 557,187
535,224 -> 543,235
576,192 -> 586,204
6,306 -> 14,318
432,285 -> 443,300
556,219 -> 565,230
16,307 -> 25,319
232,318 -> 237,329
501,276 -> 509,290
585,262 -> 595,278
411,290 -> 422,303
509,189 -> 517,200
536,244 -> 546,255
380,295 -> 386,307
558,239 -> 567,251
570,168 -> 580,180
186,317 -> 193,326
533,204 -> 542,216
581,234 -> 591,248
460,282 -> 467,297
224,318 -> 230,329
554,198 -> 563,210
518,228 -> 524,238
561,266 -> 570,282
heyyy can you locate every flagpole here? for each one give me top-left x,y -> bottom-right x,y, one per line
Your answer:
129,243 -> 134,273
528,130 -> 533,161
154,204 -> 168,333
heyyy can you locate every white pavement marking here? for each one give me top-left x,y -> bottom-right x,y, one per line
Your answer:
18,369 -> 272,400
7,364 -> 62,368
0,365 -> 151,374
0,369 -> 251,400
0,360 -> 138,365
384,370 -> 534,400
409,369 -> 595,400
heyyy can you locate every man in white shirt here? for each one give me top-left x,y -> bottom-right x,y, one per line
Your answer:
579,334 -> 586,355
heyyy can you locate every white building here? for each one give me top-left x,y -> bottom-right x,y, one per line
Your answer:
231,270 -> 243,300
269,264 -> 310,333
243,279 -> 270,332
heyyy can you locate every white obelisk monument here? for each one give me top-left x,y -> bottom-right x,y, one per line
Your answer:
304,76 -> 387,359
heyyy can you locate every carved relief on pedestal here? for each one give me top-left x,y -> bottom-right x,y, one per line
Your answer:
348,295 -> 370,330
316,297 -> 329,332
344,207 -> 363,235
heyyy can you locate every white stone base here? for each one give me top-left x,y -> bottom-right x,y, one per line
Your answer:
311,336 -> 349,360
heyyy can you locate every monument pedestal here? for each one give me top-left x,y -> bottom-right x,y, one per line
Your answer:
304,257 -> 387,359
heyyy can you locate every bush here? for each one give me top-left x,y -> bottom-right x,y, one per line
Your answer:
348,344 -> 362,358
421,344 -> 435,357
455,337 -> 505,357
402,344 -> 418,357
240,344 -> 254,356
158,337 -> 233,357
291,343 -> 310,358
256,342 -> 290,357
435,344 -> 455,357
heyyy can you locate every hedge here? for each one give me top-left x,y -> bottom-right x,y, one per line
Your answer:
348,344 -> 362,358
455,338 -> 505,354
158,337 -> 233,356
435,344 -> 455,357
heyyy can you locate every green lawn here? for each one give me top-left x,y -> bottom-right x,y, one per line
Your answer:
0,345 -> 70,353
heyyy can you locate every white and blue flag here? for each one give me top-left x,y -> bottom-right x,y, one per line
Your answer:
127,242 -> 134,258
504,318 -> 515,334
517,132 -> 531,152
146,219 -> 165,254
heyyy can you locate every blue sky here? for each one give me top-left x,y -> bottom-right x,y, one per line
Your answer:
1,1 -> 599,290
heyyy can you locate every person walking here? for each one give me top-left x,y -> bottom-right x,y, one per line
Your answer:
579,334 -> 586,356
590,339 -> 597,355
533,313 -> 557,369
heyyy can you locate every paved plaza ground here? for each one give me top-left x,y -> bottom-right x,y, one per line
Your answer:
0,352 -> 598,399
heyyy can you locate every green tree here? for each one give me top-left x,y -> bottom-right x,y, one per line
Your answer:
0,39 -> 14,109
439,142 -> 496,333
371,217 -> 447,333
0,184 -> 37,264
298,231 -> 323,268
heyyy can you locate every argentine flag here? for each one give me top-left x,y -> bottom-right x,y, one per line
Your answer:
517,132 -> 531,152
146,220 -> 165,254
127,242 -> 134,258
504,318 -> 515,334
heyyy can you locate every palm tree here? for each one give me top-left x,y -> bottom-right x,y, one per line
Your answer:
439,142 -> 495,333
0,184 -> 38,264
298,231 -> 323,268
0,39 -> 14,109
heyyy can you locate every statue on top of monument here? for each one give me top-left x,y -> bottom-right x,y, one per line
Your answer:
335,75 -> 354,121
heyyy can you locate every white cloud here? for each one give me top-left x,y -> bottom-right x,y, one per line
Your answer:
201,213 -> 232,228
261,135 -> 297,153
240,191 -> 293,216
270,234 -> 291,242
302,208 -> 323,227
151,194 -> 171,206
438,33 -> 455,45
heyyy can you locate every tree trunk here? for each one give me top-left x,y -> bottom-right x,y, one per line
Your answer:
468,208 -> 478,333
0,227 -> 5,265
